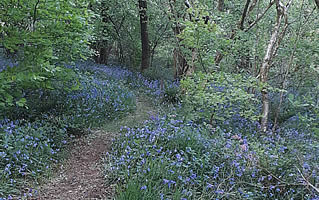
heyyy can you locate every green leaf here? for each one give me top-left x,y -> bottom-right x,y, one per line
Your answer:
16,98 -> 27,107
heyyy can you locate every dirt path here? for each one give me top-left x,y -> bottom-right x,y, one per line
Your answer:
37,95 -> 157,200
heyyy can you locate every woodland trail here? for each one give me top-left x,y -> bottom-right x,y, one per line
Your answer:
36,95 -> 158,200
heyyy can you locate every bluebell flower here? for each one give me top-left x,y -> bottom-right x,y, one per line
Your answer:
140,185 -> 147,190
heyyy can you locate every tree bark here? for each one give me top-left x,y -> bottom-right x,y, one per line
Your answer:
168,0 -> 191,78
138,0 -> 150,72
239,0 -> 251,30
259,0 -> 291,132
215,1 -> 276,66
217,0 -> 225,11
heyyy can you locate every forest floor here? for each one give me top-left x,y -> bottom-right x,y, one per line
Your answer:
36,95 -> 158,200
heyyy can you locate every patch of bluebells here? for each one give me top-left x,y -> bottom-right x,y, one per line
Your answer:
62,71 -> 136,128
0,57 -> 18,73
0,117 -> 68,198
106,113 -> 319,199
0,60 -> 137,198
70,62 -> 180,101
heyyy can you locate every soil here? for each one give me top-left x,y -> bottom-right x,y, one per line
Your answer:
33,95 -> 157,200
37,131 -> 115,200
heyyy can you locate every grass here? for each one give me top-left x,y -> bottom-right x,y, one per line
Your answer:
102,94 -> 157,133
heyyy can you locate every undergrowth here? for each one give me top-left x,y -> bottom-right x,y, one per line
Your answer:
0,61 -> 136,198
106,113 -> 319,200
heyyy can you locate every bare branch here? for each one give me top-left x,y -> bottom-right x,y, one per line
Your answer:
245,0 -> 275,32
32,0 -> 40,31
247,0 -> 258,15
296,167 -> 319,194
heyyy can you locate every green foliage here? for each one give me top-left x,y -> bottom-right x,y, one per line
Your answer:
0,117 -> 68,197
0,62 -> 78,110
89,0 -> 173,69
177,3 -> 223,70
163,84 -> 180,104
0,63 -> 136,198
180,72 -> 260,124
287,86 -> 319,135
0,0 -> 91,107
89,0 -> 141,66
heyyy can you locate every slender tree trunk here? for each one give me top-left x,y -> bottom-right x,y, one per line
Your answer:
239,0 -> 251,30
138,0 -> 150,72
260,0 -> 291,132
260,17 -> 282,132
215,0 -> 251,65
217,0 -> 225,11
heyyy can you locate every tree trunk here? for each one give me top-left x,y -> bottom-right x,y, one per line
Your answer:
138,0 -> 150,72
218,0 -> 225,11
168,0 -> 198,78
260,0 -> 291,132
173,48 -> 190,79
239,0 -> 251,30
98,43 -> 113,64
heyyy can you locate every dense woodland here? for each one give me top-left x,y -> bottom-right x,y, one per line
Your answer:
0,0 -> 319,199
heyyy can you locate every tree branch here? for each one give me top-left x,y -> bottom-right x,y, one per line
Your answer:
32,0 -> 40,31
296,167 -> 319,194
245,0 -> 275,32
239,0 -> 251,30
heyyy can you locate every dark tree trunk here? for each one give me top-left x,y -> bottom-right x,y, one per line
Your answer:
239,0 -> 251,30
138,0 -> 150,72
91,1 -> 111,65
218,0 -> 225,11
97,43 -> 112,64
173,48 -> 190,79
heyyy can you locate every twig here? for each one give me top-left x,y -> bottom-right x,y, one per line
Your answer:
296,166 -> 319,194
245,0 -> 275,32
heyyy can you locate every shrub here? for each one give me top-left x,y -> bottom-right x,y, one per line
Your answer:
180,72 -> 260,125
163,81 -> 180,104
